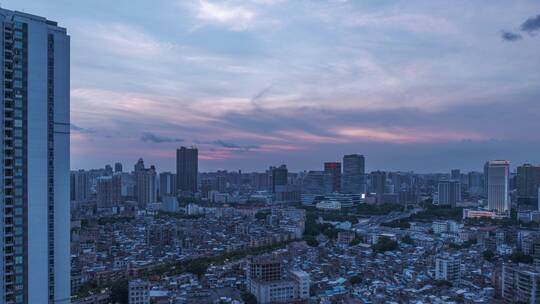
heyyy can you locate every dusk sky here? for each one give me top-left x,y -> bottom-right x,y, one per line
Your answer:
9,0 -> 540,173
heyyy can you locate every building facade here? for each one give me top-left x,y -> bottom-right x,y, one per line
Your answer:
324,162 -> 341,193
0,8 -> 70,303
437,180 -> 461,207
517,164 -> 540,205
176,147 -> 198,195
342,154 -> 365,194
484,160 -> 510,213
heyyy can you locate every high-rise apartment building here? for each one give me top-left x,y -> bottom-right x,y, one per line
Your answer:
451,169 -> 461,181
502,263 -> 540,303
0,8 -> 70,303
342,154 -> 365,194
517,164 -> 540,205
467,171 -> 484,196
437,180 -> 461,207
270,165 -> 288,193
176,147 -> 198,195
134,158 -> 157,209
484,160 -> 510,213
114,162 -> 123,173
324,162 -> 341,193
158,172 -> 176,199
96,174 -> 122,209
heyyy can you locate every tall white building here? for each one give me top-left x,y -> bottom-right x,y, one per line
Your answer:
484,160 -> 510,213
0,9 -> 70,304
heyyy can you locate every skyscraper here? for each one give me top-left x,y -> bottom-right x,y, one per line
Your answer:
159,172 -> 176,199
114,162 -> 123,173
516,164 -> 540,205
485,160 -> 510,213
451,169 -> 461,181
134,158 -> 157,209
467,171 -> 484,196
370,171 -> 387,203
324,162 -> 341,193
342,154 -> 365,194
176,147 -> 198,195
0,8 -> 70,303
301,171 -> 333,195
437,180 -> 461,207
270,165 -> 288,193
96,175 -> 122,209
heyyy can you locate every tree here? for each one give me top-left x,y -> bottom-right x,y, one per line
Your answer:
401,235 -> 414,245
110,280 -> 129,304
255,211 -> 269,220
372,236 -> 398,253
350,238 -> 361,246
304,235 -> 319,247
510,252 -> 533,264
241,292 -> 257,304
349,275 -> 362,285
186,260 -> 209,278
483,250 -> 495,262
434,280 -> 453,288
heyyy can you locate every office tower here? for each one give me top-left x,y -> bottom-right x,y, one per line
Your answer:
159,172 -> 176,198
96,175 -> 121,209
451,169 -> 461,181
270,165 -> 288,193
435,254 -> 461,282
114,162 -> 123,173
502,263 -> 540,303
134,158 -> 157,209
517,164 -> 540,205
467,171 -> 484,196
104,164 -> 113,175
437,180 -> 461,207
0,9 -> 70,304
324,162 -> 341,192
370,171 -> 387,203
301,171 -> 333,195
176,147 -> 198,195
485,160 -> 510,213
342,154 -> 365,194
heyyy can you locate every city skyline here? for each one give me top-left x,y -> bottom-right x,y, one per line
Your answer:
4,1 -> 540,173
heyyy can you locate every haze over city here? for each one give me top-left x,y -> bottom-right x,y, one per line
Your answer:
4,0 -> 540,172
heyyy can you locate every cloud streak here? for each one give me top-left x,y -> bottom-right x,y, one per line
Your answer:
501,31 -> 522,41
141,132 -> 184,143
521,14 -> 540,34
